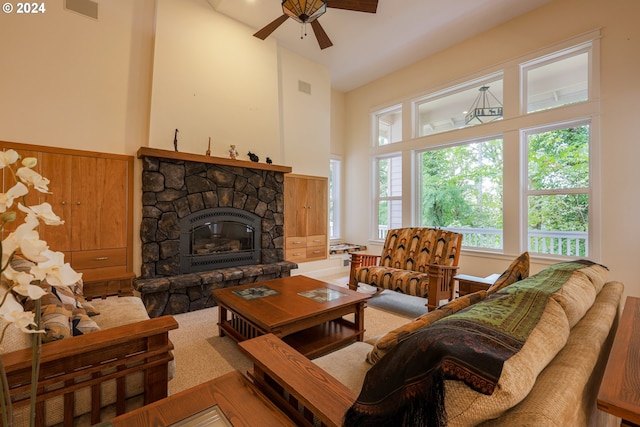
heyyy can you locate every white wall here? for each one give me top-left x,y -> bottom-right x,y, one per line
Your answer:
343,0 -> 640,300
150,0 -> 281,161
0,0 -> 155,155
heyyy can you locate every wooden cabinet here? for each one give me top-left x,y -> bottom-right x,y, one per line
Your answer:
0,141 -> 134,297
284,174 -> 328,262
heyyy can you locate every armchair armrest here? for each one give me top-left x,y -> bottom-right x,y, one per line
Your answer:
348,253 -> 381,290
239,334 -> 356,427
427,264 -> 460,310
3,315 -> 178,427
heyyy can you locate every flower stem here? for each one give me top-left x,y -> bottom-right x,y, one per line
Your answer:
29,299 -> 41,427
0,354 -> 13,427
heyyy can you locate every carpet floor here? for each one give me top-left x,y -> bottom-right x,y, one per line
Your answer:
168,303 -> 413,395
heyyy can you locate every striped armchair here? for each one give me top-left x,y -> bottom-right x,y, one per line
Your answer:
349,227 -> 462,310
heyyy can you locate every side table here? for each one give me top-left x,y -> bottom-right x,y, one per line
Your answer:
109,371 -> 295,427
597,296 -> 640,426
454,273 -> 500,296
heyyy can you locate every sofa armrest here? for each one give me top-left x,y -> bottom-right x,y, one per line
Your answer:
349,253 -> 381,290
239,333 -> 356,427
427,264 -> 460,310
3,315 -> 178,427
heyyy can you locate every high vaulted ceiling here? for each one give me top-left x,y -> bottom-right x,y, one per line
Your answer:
208,0 -> 552,92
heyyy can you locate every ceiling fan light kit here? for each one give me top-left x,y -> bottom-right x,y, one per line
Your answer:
254,0 -> 378,50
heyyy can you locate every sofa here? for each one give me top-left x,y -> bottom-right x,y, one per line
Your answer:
0,282 -> 178,427
349,227 -> 462,309
241,256 -> 624,427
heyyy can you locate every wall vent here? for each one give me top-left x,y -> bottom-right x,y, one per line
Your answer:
298,80 -> 311,95
65,0 -> 98,20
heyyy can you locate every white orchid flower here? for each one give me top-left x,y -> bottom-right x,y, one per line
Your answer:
2,215 -> 49,264
0,182 -> 29,213
16,166 -> 51,193
21,157 -> 37,168
1,267 -> 47,300
0,286 -> 41,333
0,149 -> 19,169
33,250 -> 82,287
18,202 -> 64,226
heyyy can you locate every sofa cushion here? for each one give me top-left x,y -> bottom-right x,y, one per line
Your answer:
487,252 -> 530,294
367,290 -> 486,364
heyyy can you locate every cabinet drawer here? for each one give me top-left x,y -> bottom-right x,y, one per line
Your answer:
286,237 -> 307,248
71,248 -> 127,270
306,246 -> 326,260
286,249 -> 307,262
306,235 -> 326,247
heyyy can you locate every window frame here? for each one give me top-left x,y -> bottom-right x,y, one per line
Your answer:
372,153 -> 403,241
329,157 -> 342,242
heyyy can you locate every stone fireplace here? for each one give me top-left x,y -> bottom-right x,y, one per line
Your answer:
134,147 -> 297,317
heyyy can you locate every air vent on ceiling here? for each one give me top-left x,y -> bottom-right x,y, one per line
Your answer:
65,0 -> 98,20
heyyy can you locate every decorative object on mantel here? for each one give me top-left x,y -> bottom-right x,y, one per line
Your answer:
266,157 -> 273,164
248,151 -> 259,162
173,128 -> 179,152
229,144 -> 238,160
0,149 -> 83,427
206,137 -> 211,156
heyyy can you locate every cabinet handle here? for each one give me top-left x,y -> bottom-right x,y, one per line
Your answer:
293,241 -> 303,244
312,239 -> 321,243
61,201 -> 66,205
293,252 -> 302,256
93,257 -> 109,261
76,201 -> 81,205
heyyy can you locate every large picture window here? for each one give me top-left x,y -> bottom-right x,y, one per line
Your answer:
329,158 -> 341,240
418,139 -> 503,249
524,121 -> 590,256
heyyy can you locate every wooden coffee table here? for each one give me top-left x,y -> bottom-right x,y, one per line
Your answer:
212,275 -> 370,358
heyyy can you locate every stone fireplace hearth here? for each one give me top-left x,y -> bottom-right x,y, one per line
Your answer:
134,148 -> 297,317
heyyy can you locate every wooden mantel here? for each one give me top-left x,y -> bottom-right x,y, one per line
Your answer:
137,147 -> 292,173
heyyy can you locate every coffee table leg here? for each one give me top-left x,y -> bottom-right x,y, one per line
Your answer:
218,304 -> 227,337
355,302 -> 365,341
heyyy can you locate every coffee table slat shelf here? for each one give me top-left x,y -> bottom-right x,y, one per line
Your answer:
213,276 -> 370,358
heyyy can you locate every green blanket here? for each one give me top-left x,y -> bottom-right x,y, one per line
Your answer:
344,260 -> 596,427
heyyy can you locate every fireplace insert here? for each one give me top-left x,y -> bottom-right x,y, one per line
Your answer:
179,208 -> 262,273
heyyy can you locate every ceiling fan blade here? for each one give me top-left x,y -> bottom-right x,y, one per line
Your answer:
253,14 -> 289,40
326,0 -> 378,13
310,19 -> 333,50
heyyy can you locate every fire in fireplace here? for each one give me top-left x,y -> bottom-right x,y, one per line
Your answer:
179,207 -> 262,273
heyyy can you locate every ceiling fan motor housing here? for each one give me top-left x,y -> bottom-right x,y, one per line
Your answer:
282,0 -> 327,24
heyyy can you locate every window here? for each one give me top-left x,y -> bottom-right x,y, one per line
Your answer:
375,155 -> 402,240
523,44 -> 590,113
415,74 -> 503,137
368,34 -> 599,258
374,105 -> 402,146
524,121 -> 590,256
329,158 -> 341,240
418,138 -> 503,249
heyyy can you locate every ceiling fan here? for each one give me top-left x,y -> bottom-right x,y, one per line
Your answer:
254,0 -> 379,50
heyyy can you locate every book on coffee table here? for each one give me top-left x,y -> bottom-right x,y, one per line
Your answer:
298,287 -> 348,303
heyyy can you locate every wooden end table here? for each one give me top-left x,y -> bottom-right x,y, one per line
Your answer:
109,371 -> 294,426
212,275 -> 370,358
597,296 -> 640,426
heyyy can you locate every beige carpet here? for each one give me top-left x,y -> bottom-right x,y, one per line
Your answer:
168,304 -> 412,395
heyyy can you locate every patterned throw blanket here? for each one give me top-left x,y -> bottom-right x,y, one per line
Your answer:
343,260 -> 596,427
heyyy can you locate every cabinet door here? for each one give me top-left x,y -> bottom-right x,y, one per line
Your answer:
39,152 -> 73,252
284,176 -> 308,238
71,156 -> 128,251
306,178 -> 327,237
